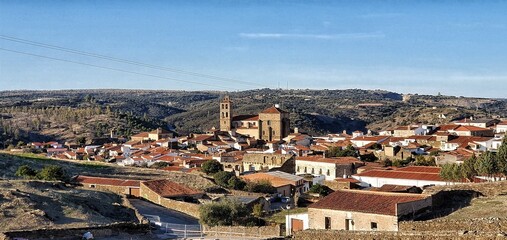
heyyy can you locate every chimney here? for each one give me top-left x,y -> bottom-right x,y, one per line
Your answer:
294,127 -> 299,134
407,125 -> 411,130
343,169 -> 347,178
274,104 -> 280,108
342,130 -> 347,135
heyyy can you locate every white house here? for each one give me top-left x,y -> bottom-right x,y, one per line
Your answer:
295,156 -> 364,181
286,213 -> 309,235
497,121 -> 507,133
352,166 -> 449,188
350,136 -> 389,148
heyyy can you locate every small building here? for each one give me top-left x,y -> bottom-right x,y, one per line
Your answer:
74,175 -> 141,197
352,166 -> 447,188
241,171 -> 308,196
295,156 -> 364,181
242,153 -> 295,173
307,189 -> 432,231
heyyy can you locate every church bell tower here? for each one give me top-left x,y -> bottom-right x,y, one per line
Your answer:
219,96 -> 232,131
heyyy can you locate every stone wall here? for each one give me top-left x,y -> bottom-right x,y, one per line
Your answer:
0,223 -> 149,240
399,218 -> 507,232
424,181 -> 507,197
203,224 -> 282,238
292,229 -> 506,240
140,182 -> 201,218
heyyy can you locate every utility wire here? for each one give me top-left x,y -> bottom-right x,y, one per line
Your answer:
0,47 -> 240,90
0,34 -> 269,88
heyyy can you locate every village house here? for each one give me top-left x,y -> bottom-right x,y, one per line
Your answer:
304,189 -> 432,231
449,125 -> 494,137
454,118 -> 500,128
496,121 -> 507,133
241,171 -> 308,196
352,166 -> 448,188
350,136 -> 389,148
241,153 -> 295,173
295,156 -> 364,181
74,175 -> 142,197
392,125 -> 427,137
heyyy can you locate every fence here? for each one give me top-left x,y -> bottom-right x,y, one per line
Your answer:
146,219 -> 281,239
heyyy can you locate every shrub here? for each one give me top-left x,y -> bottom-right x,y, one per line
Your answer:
308,184 -> 332,196
213,171 -> 235,187
244,180 -> 276,194
37,165 -> 66,181
199,198 -> 249,226
201,160 -> 223,175
15,165 -> 37,179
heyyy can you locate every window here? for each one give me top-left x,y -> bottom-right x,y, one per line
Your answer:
304,167 -> 307,173
297,166 -> 300,172
311,168 -> 314,174
90,184 -> 96,188
325,217 -> 331,229
221,104 -> 224,109
272,130 -> 275,135
319,168 -> 322,175
267,120 -> 271,125
371,222 -> 378,230
225,104 -> 228,109
225,112 -> 228,117
327,169 -> 330,176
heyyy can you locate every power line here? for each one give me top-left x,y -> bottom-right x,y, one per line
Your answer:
0,34 -> 269,88
0,47 -> 239,90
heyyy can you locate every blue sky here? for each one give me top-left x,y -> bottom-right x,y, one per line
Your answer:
1,0 -> 506,98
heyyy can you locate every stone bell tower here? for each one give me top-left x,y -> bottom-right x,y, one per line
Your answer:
219,96 -> 232,131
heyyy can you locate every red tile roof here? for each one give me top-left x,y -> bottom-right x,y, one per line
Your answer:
232,114 -> 259,121
454,125 -> 490,132
309,189 -> 429,216
260,106 -> 286,114
296,156 -> 362,164
75,175 -> 140,187
141,179 -> 203,198
354,169 -> 443,181
395,166 -> 441,174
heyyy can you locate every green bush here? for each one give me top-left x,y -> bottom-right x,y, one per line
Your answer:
37,165 -> 66,181
201,160 -> 223,175
308,184 -> 332,196
244,180 -> 276,194
213,171 -> 235,187
15,165 -> 37,179
199,198 -> 249,226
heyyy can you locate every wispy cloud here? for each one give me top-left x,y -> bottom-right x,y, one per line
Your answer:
239,32 -> 385,40
358,13 -> 405,19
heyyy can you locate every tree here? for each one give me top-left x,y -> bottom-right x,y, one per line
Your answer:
497,137 -> 507,176
244,180 -> 277,194
213,171 -> 235,188
252,203 -> 264,218
475,151 -> 497,181
15,165 -> 37,179
150,161 -> 171,169
327,145 -> 358,158
308,184 -> 332,196
37,165 -> 66,181
227,176 -> 246,190
414,155 -> 436,166
440,163 -> 454,182
201,160 -> 223,175
199,198 -> 249,226
461,155 -> 478,182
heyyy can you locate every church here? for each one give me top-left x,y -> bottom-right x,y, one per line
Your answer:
219,96 -> 290,142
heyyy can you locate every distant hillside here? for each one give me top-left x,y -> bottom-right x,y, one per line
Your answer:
0,89 -> 505,145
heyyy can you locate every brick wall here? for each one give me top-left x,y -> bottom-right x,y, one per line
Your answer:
139,183 -> 200,218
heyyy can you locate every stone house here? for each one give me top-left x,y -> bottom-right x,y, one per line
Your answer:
295,156 -> 364,181
241,171 -> 308,197
242,153 -> 295,173
307,189 -> 432,231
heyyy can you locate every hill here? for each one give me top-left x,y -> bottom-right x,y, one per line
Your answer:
0,180 -> 137,231
0,89 -> 505,145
